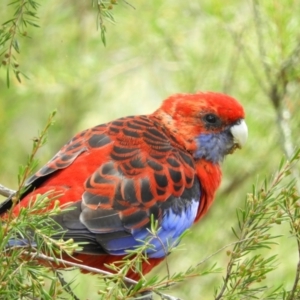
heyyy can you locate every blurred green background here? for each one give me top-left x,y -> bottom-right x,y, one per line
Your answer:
1,0 -> 300,299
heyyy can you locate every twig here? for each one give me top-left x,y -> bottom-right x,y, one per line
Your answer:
55,270 -> 80,300
229,29 -> 269,96
23,250 -> 138,285
288,239 -> 300,300
252,0 -> 273,86
3,0 -> 27,79
0,184 -> 15,198
285,192 -> 300,300
222,39 -> 240,94
153,290 -> 182,300
24,250 -> 185,300
123,0 -> 136,9
196,237 -> 255,268
271,101 -> 297,160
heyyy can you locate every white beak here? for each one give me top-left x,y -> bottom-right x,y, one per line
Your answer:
230,119 -> 248,148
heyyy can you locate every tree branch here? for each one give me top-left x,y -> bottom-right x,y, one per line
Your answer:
0,184 -> 15,198
24,250 -> 138,285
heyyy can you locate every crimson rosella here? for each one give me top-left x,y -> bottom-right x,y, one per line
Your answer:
0,92 -> 247,279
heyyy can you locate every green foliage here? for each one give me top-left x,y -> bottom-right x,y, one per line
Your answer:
16,110 -> 56,197
0,0 -> 125,86
1,0 -> 300,299
0,113 -> 83,299
92,0 -> 121,46
215,150 -> 300,299
0,0 -> 39,87
0,193 -> 84,299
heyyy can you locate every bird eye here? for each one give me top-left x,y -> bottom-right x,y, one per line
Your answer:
204,114 -> 218,124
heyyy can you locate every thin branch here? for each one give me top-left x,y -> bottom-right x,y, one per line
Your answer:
1,0 -> 39,86
288,241 -> 300,300
222,41 -> 240,94
277,104 -> 300,194
122,0 -> 136,9
278,39 -> 300,79
214,157 -> 297,299
153,290 -> 182,300
196,237 -> 255,268
229,28 -> 269,96
285,192 -> 300,300
24,250 -> 185,300
23,250 -> 138,285
252,0 -> 273,86
55,270 -> 80,300
0,184 -> 15,198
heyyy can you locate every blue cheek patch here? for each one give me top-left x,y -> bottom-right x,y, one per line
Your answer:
194,132 -> 231,163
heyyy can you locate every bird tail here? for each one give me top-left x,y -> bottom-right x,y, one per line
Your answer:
6,238 -> 36,248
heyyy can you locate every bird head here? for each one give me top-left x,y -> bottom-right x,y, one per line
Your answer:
154,92 -> 248,164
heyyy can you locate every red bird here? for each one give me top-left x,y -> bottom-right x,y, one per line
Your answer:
0,92 -> 247,279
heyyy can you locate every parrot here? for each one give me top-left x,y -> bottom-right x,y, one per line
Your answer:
0,92 -> 247,280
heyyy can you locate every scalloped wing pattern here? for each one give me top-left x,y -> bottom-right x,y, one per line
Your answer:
23,115 -> 201,258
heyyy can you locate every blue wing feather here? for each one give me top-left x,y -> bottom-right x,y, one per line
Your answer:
103,192 -> 200,258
